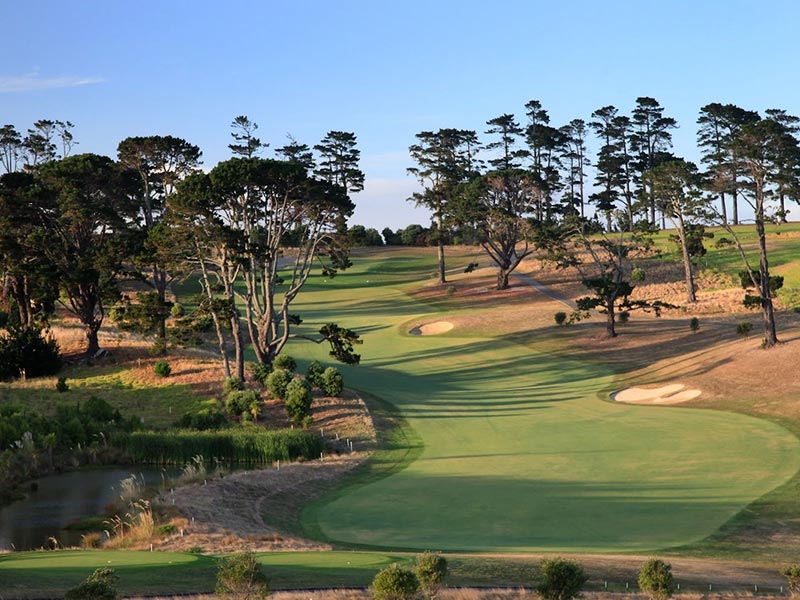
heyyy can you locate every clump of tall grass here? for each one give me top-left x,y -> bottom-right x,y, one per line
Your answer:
113,428 -> 323,465
180,454 -> 207,483
117,473 -> 146,505
104,499 -> 154,549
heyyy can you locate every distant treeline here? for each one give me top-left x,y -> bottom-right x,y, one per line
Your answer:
350,223 -> 481,247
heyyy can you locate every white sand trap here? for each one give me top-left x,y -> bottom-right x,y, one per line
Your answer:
612,383 -> 701,405
409,321 -> 454,336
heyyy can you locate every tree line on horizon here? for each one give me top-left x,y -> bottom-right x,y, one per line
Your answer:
406,97 -> 800,345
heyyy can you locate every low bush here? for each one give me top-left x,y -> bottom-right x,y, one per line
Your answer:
273,354 -> 297,373
306,360 -> 325,389
64,567 -> 119,600
783,564 -> 800,595
537,557 -> 587,600
156,523 -> 178,536
251,363 -> 272,387
153,360 -> 171,378
223,377 -> 245,396
638,558 -> 674,600
689,317 -> 699,332
416,552 -> 448,599
322,367 -> 344,397
0,326 -> 61,380
285,378 -> 313,426
225,390 -> 260,421
371,564 -> 420,600
177,405 -> 228,430
267,368 -> 292,400
56,376 -> 69,393
215,551 -> 269,599
737,321 -> 753,337
554,312 -> 567,326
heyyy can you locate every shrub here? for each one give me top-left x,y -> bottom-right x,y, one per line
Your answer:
631,267 -> 646,282
638,558 -> 674,600
618,310 -> 630,323
306,360 -> 325,389
285,378 -> 314,426
416,552 -> 447,599
783,564 -> 800,595
64,567 -> 119,600
371,564 -> 420,600
225,390 -> 260,420
537,557 -> 587,600
223,377 -> 245,396
321,367 -> 344,397
554,312 -> 567,326
273,354 -> 297,373
266,368 -> 292,400
689,317 -> 699,332
148,338 -> 167,357
170,303 -> 185,318
188,545 -> 205,554
0,326 -> 61,380
56,376 -> 69,393
178,406 -> 229,430
736,321 -> 753,337
156,523 -> 178,535
154,360 -> 171,378
251,363 -> 272,387
215,551 -> 269,599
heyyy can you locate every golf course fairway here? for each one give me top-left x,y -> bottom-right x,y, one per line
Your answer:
285,251 -> 800,552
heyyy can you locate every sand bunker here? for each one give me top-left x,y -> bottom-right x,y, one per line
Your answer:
409,321 -> 454,335
612,383 -> 701,405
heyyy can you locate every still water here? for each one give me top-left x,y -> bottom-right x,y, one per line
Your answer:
0,467 -> 173,551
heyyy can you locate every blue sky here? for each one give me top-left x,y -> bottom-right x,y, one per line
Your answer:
3,0 -> 799,229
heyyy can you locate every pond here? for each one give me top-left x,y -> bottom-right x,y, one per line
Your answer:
0,467 -> 176,551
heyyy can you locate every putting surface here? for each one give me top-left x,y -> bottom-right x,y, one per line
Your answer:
287,251 -> 800,552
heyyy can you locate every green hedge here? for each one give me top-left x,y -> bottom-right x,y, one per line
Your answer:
112,428 -> 323,465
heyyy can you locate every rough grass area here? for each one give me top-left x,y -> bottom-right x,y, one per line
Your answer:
0,350 -> 220,429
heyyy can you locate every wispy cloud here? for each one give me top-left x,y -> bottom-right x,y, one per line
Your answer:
0,72 -> 105,93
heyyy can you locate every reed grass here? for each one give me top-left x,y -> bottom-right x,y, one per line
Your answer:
112,428 -> 323,465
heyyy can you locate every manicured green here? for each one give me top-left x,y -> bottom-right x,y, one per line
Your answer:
281,248 -> 800,552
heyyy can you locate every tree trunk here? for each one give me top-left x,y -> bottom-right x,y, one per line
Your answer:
85,326 -> 100,356
198,257 -> 231,379
779,191 -> 788,222
719,192 -> 728,224
676,215 -> 696,303
605,299 -> 617,338
496,268 -> 509,291
755,215 -> 779,347
436,213 -> 446,285
230,309 -> 245,382
153,264 -> 168,351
